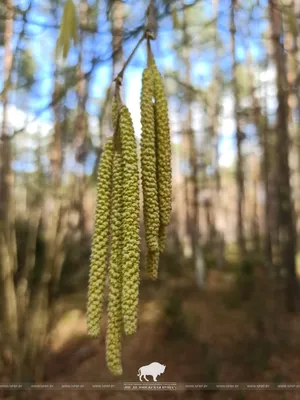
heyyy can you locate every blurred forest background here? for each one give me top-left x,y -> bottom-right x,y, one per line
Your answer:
1,0 -> 300,399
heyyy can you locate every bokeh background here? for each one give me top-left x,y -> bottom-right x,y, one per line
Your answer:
1,0 -> 300,399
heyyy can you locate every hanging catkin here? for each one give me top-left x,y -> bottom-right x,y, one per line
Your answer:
119,105 -> 140,335
152,68 -> 172,253
105,149 -> 123,376
87,13 -> 172,374
140,68 -> 160,252
87,137 -> 114,337
152,69 -> 172,226
158,224 -> 167,253
112,97 -> 118,128
147,249 -> 159,280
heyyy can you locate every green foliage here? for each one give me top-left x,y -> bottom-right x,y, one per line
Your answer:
223,257 -> 256,308
56,0 -> 78,59
235,64 -> 251,99
186,3 -> 220,48
202,243 -> 217,270
236,258 -> 255,301
164,292 -> 189,340
185,2 -> 205,28
18,48 -> 36,88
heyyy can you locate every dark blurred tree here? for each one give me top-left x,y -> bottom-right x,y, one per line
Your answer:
268,0 -> 299,312
282,0 -> 300,253
0,0 -> 20,380
230,0 -> 246,260
247,56 -> 273,266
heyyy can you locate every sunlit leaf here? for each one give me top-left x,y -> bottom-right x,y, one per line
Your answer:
56,0 -> 78,60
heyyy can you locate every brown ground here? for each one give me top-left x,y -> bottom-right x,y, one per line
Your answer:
6,268 -> 300,400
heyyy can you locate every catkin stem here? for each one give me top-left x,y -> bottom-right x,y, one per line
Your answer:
115,33 -> 146,83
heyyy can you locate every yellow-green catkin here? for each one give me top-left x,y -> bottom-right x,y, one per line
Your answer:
106,150 -> 123,376
152,68 -> 172,228
158,224 -> 167,253
140,68 -> 160,252
87,138 -> 114,337
112,97 -> 118,129
147,249 -> 159,280
119,105 -> 140,335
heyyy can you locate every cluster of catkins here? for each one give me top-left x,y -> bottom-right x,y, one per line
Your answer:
87,49 -> 171,376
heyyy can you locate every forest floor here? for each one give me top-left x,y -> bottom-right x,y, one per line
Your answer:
11,263 -> 300,400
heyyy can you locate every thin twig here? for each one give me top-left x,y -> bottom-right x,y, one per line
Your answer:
146,38 -> 154,67
114,32 -> 146,84
114,80 -> 122,105
114,0 -> 158,83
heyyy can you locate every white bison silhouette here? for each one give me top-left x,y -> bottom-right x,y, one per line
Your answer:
137,362 -> 166,382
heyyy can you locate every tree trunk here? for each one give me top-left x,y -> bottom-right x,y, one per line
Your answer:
230,0 -> 246,260
268,0 -> 299,312
96,0 -> 124,166
74,0 -> 89,167
282,0 -> 300,251
0,0 -> 19,378
181,1 -> 204,286
111,0 -> 124,78
49,80 -> 63,186
248,60 -> 273,265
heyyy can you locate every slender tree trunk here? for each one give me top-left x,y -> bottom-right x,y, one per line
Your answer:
293,0 -> 300,252
261,114 -> 273,267
268,0 -> 299,312
230,0 -> 246,259
282,0 -> 300,250
96,0 -> 124,166
106,0 -> 124,135
248,61 -> 273,265
251,167 -> 260,253
19,2 -> 66,382
212,0 -> 221,193
211,0 -> 225,268
0,0 -> 19,378
49,79 -> 63,186
16,207 -> 42,336
111,0 -> 124,78
0,0 -> 13,225
181,1 -> 204,286
95,0 -> 125,170
74,0 -> 89,166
